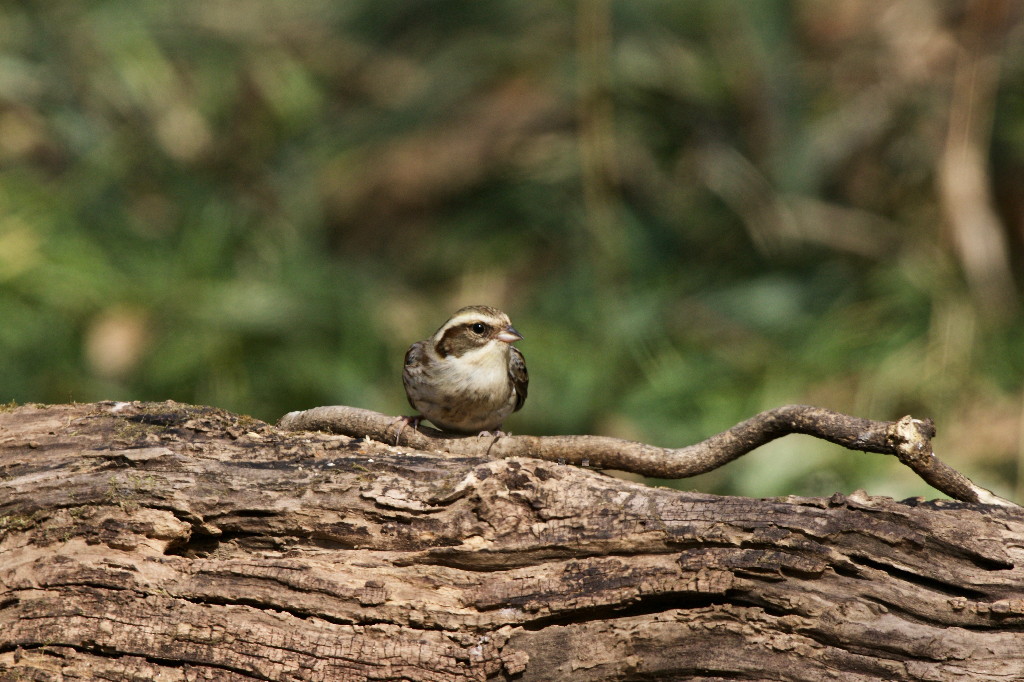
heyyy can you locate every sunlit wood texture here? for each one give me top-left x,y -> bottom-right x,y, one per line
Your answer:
3,401 -> 1024,680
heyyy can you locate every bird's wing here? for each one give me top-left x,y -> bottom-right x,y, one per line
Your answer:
402,341 -> 426,410
509,346 -> 529,412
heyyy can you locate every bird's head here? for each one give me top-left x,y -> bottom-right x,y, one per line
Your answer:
433,305 -> 522,358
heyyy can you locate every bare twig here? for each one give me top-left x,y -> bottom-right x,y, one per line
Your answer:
277,404 -> 1017,508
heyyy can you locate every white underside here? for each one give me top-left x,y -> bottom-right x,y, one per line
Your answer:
409,342 -> 516,432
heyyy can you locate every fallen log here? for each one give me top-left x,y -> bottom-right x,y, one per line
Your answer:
1,401 -> 1022,680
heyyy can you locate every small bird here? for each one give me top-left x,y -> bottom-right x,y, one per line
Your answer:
401,305 -> 528,434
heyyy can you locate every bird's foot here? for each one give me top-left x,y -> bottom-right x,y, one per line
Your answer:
390,415 -> 422,445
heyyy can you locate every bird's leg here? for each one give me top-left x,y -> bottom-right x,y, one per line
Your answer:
478,427 -> 507,457
390,415 -> 423,445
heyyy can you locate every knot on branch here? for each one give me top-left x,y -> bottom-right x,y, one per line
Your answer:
887,416 -> 936,468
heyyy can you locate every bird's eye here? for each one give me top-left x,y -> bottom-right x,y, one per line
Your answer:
471,322 -> 487,334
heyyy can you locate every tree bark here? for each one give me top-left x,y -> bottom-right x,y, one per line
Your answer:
2,401 -> 1023,681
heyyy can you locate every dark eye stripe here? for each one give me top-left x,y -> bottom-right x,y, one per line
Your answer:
436,321 -> 493,357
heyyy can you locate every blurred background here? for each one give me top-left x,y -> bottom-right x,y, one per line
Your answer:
1,0 -> 1022,501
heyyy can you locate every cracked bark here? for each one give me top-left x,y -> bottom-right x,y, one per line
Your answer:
2,401 -> 1024,681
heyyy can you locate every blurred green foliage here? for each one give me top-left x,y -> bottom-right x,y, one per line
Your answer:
1,1 -> 1023,501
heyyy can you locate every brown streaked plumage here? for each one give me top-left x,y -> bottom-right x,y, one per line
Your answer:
402,306 -> 528,433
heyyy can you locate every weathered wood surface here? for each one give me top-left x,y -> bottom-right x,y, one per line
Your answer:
1,401 -> 1023,681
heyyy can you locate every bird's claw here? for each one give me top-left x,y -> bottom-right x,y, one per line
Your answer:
391,415 -> 422,445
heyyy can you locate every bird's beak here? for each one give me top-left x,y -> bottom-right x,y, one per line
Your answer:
496,326 -> 523,343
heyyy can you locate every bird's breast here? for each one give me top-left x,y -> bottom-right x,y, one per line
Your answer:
434,344 -> 510,396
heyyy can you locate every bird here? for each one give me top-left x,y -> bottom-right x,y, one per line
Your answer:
400,305 -> 528,435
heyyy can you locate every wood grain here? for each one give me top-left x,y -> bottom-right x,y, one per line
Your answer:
2,401 -> 1022,680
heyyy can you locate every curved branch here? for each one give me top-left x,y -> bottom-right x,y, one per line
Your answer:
277,404 -> 1017,508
